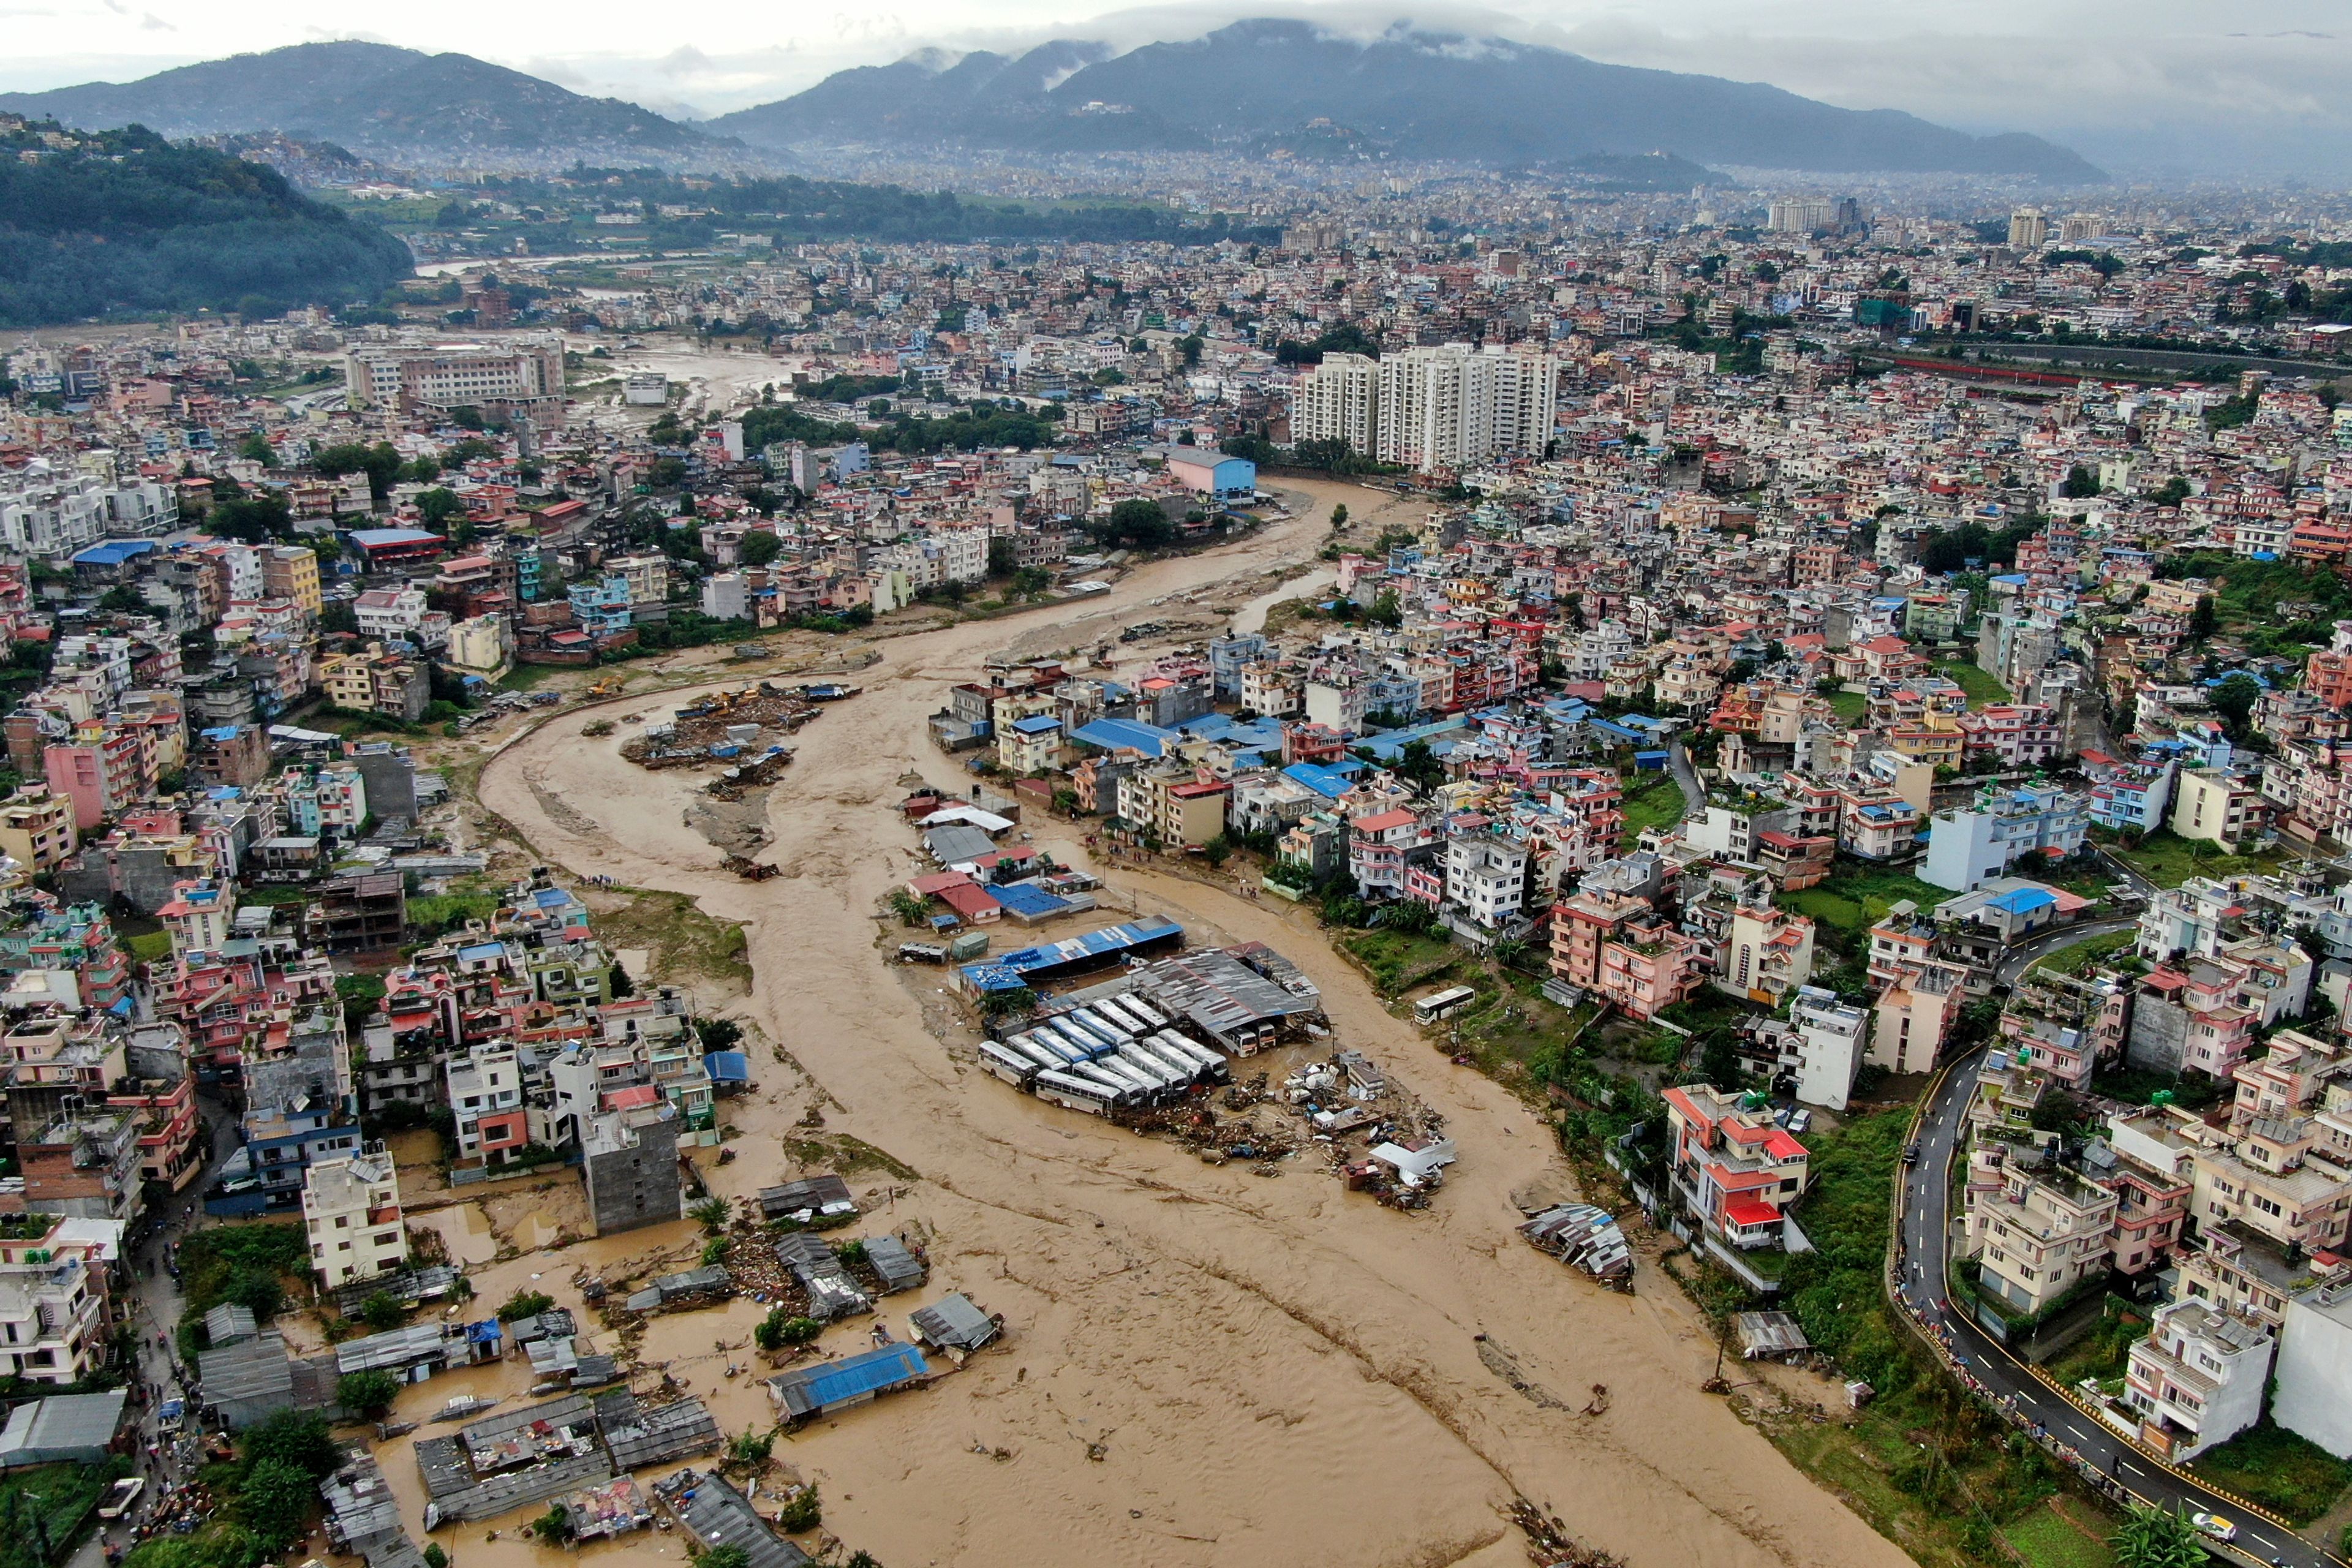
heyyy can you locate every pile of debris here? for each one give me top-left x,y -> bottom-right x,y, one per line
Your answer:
621,684 -> 834,771
1518,1204 -> 1635,1290
1508,1498 -> 1628,1568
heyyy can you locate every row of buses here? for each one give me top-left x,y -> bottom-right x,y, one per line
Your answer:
975,994 -> 1231,1115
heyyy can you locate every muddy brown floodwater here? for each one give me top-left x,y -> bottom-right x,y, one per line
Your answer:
467,482 -> 1909,1568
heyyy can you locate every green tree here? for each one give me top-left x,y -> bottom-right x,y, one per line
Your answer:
497,1288 -> 555,1322
1329,503 -> 1349,529
1098,498 -> 1174,549
701,1549 -> 750,1568
241,1409 -> 339,1477
739,530 -> 783,568
415,488 -> 465,532
2106,1504 -> 2206,1568
239,431 -> 278,467
987,536 -> 1018,578
690,1196 -> 734,1234
2211,672 -> 2264,735
1201,834 -> 1232,868
359,1291 -> 404,1332
2061,463 -> 2101,498
530,1504 -> 575,1544
239,1457 -> 317,1550
776,1485 -> 821,1532
338,1368 -> 401,1415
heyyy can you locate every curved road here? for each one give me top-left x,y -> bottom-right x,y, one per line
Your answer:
1900,913 -> 2324,1567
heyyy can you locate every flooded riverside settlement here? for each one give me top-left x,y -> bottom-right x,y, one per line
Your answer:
439,480 -> 1909,1568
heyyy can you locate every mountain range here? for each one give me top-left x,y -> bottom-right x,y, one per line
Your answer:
1,24 -> 2103,181
710,21 -> 2101,180
0,41 -> 729,169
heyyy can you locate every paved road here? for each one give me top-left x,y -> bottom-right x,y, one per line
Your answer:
1899,918 -> 2325,1567
1992,917 -> 2140,989
1665,736 -> 1706,820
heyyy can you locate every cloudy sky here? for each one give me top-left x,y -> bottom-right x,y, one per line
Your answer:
4,0 -> 2345,177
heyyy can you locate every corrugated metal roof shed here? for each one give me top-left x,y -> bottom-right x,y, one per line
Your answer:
908,1293 -> 1000,1353
337,1321 -> 457,1373
0,1389 -> 126,1467
199,1331 -> 294,1409
594,1390 -> 722,1469
203,1303 -> 257,1346
766,1342 -> 930,1421
758,1175 -> 853,1218
863,1235 -> 925,1294
1734,1311 -> 1813,1360
655,1469 -> 809,1568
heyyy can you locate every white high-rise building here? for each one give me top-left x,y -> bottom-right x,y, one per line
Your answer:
1292,351 -> 1381,453
1374,344 -> 1558,472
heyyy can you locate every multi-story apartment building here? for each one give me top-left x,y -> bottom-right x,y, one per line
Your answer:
344,337 -> 567,422
302,1148 -> 407,1290
446,1042 -> 529,1167
1966,1148 -> 2118,1316
2122,1300 -> 2272,1461
1660,1082 -> 1811,1291
1292,352 -> 1381,454
1373,344 -> 1558,472
1923,782 -> 2088,893
0,1215 -> 113,1384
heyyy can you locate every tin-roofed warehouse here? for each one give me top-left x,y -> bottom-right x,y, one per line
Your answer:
653,1469 -> 809,1568
1128,945 -> 1322,1054
957,916 -> 1184,995
0,1389 -> 126,1468
199,1330 -> 298,1430
766,1342 -> 930,1424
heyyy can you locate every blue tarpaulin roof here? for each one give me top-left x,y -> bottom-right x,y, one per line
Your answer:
705,1051 -> 751,1084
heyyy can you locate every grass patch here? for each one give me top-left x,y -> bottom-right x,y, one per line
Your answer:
1618,769 -> 1691,848
2029,929 -> 2137,979
1933,656 -> 2010,707
0,1460 -> 130,1568
587,885 -> 752,993
778,1133 -> 919,1182
239,883 -> 314,906
498,663 -> 579,692
1827,688 -> 1869,723
125,929 -> 173,963
1782,865 -> 1950,945
1339,926 -> 1459,998
2186,1418 -> 2352,1525
2106,828 -> 2291,891
2041,1298 -> 2150,1387
2001,1501 -> 2117,1568
408,892 -> 500,937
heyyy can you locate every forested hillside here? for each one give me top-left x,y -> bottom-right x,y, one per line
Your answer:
0,121 -> 412,325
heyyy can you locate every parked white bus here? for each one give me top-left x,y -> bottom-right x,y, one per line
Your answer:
1413,985 -> 1478,1025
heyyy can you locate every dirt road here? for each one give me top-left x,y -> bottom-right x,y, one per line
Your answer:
471,482 -> 1907,1568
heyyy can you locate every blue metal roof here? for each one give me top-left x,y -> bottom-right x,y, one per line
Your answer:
1988,887 -> 2057,914
1289,761 -> 1364,799
1069,718 -> 1179,758
989,882 -> 1071,918
70,540 -> 157,566
704,1050 -> 751,1084
1008,715 -> 1061,735
790,1342 -> 929,1408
